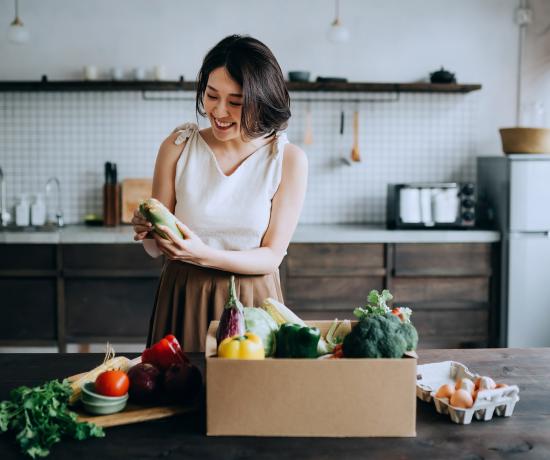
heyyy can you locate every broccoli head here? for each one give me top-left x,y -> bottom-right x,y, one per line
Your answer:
399,322 -> 418,351
342,314 -> 407,358
386,312 -> 418,351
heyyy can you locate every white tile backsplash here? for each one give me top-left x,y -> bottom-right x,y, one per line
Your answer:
0,89 -> 478,224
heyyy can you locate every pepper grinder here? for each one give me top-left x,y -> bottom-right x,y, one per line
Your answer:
103,162 -> 121,226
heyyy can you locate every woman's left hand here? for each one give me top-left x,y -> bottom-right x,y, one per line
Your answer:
152,222 -> 210,265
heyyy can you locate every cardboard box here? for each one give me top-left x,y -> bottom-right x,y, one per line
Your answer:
206,320 -> 417,437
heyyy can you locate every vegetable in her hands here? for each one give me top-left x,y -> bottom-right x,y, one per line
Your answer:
243,306 -> 278,357
275,323 -> 321,358
0,379 -> 104,459
139,198 -> 183,239
217,333 -> 265,360
216,276 -> 245,345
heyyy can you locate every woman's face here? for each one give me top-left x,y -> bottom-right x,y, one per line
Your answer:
203,67 -> 244,142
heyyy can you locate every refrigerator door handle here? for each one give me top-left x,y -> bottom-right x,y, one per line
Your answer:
509,231 -> 550,239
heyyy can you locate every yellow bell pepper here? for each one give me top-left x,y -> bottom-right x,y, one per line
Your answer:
217,333 -> 265,360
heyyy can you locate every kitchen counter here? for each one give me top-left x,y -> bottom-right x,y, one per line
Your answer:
0,223 -> 500,244
0,348 -> 547,459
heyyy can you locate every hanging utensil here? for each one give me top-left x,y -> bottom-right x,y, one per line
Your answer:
351,109 -> 361,162
304,103 -> 314,145
339,110 -> 351,165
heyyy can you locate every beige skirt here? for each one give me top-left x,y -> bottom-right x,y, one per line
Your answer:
147,260 -> 284,352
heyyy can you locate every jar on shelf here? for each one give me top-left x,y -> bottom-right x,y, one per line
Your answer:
15,194 -> 30,227
31,193 -> 46,226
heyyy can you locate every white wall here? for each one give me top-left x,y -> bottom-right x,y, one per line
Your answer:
523,0 -> 550,126
1,0 -> 520,154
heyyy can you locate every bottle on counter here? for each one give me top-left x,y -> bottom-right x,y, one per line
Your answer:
15,194 -> 30,227
31,193 -> 47,226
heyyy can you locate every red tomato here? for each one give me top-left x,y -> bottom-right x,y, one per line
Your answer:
95,370 -> 130,397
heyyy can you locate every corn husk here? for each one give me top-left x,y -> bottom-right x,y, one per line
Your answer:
139,197 -> 183,239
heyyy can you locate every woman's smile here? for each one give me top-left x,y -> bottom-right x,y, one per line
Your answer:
212,117 -> 236,131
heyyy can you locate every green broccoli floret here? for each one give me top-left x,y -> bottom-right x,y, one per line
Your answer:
342,314 -> 407,358
384,312 -> 418,351
399,322 -> 418,351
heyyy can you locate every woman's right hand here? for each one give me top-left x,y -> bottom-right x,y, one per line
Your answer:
132,209 -> 153,241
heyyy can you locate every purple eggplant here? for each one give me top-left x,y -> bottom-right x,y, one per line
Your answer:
216,275 -> 245,345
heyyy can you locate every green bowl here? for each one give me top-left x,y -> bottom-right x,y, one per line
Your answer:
81,381 -> 128,404
81,397 -> 128,415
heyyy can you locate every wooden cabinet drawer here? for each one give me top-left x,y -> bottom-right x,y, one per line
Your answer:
393,243 -> 492,276
0,244 -> 56,271
286,243 -> 385,276
391,277 -> 489,306
62,244 -> 163,272
414,309 -> 489,349
0,278 -> 57,340
65,278 -> 158,339
297,309 -> 357,321
285,275 -> 384,311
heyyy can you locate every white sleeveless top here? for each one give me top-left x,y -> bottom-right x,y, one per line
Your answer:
166,122 -> 287,251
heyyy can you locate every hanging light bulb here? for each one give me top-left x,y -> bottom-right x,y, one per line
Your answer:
327,0 -> 350,44
8,0 -> 30,44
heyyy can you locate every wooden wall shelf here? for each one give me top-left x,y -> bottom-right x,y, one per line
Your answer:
0,80 -> 482,93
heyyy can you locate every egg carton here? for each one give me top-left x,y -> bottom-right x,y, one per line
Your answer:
416,361 -> 520,425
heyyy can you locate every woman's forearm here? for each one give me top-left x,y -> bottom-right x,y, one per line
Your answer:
199,246 -> 283,275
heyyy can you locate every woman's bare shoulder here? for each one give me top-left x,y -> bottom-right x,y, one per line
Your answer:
156,131 -> 189,164
282,142 -> 308,168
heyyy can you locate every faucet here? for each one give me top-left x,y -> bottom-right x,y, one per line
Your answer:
45,177 -> 64,227
0,167 -> 11,227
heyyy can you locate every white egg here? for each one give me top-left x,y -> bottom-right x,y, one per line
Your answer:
479,376 -> 496,390
457,377 -> 475,395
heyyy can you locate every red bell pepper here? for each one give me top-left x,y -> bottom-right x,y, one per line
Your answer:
141,334 -> 188,371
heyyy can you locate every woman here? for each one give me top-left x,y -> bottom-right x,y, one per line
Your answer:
132,35 -> 308,352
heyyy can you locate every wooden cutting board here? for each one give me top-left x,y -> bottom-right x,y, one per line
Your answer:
121,178 -> 153,224
68,362 -> 199,428
74,402 -> 196,428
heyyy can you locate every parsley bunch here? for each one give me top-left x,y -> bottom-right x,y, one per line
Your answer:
0,379 -> 104,458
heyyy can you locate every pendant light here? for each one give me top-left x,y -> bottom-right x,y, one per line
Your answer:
8,0 -> 30,44
327,0 -> 350,44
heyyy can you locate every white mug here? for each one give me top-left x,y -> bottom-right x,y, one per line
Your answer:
420,188 -> 434,225
399,188 -> 421,223
133,67 -> 146,81
83,65 -> 98,81
153,65 -> 166,81
433,188 -> 459,223
111,67 -> 124,81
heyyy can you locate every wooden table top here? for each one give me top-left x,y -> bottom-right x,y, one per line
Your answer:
0,348 -> 549,459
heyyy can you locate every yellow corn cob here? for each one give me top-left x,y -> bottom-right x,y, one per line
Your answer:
139,198 -> 183,239
260,298 -> 306,326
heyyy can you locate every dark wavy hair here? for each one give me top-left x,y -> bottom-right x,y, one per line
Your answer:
196,35 -> 291,139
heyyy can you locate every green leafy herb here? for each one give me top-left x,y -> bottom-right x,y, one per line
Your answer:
353,289 -> 394,320
0,379 -> 104,458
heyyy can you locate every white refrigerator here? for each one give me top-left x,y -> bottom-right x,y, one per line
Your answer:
478,155 -> 550,347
